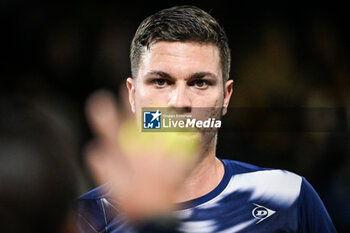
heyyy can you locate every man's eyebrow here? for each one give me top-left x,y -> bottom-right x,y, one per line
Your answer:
189,72 -> 218,80
145,71 -> 173,79
145,71 -> 218,80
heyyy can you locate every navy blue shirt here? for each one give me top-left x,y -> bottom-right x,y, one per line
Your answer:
76,159 -> 337,232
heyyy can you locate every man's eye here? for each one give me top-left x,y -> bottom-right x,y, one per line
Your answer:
152,79 -> 168,87
193,80 -> 209,88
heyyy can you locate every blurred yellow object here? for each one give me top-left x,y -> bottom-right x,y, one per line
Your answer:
119,119 -> 199,164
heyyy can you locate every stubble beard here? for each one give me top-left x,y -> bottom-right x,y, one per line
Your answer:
196,106 -> 223,161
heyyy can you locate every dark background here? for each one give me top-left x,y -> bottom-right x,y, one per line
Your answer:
1,0 -> 349,231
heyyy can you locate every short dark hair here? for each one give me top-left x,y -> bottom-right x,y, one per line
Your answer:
130,5 -> 231,82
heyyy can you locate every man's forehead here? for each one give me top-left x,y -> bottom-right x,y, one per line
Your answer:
138,41 -> 222,77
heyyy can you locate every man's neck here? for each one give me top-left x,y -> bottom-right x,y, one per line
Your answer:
174,140 -> 225,203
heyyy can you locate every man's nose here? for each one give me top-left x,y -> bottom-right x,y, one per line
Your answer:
168,83 -> 192,113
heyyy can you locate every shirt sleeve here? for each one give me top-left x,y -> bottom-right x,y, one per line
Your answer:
298,177 -> 337,233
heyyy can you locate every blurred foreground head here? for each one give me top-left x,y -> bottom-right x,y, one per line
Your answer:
0,97 -> 79,233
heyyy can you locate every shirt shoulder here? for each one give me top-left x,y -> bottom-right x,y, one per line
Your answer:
221,159 -> 336,232
298,177 -> 337,233
219,159 -> 303,207
76,184 -> 129,233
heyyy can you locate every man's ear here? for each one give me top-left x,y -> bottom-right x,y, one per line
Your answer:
126,77 -> 136,113
222,79 -> 234,116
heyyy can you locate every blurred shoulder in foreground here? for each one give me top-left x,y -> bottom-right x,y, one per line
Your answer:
0,95 -> 81,233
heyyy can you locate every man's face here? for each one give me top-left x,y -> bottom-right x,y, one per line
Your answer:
127,41 -> 233,154
127,41 -> 233,116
